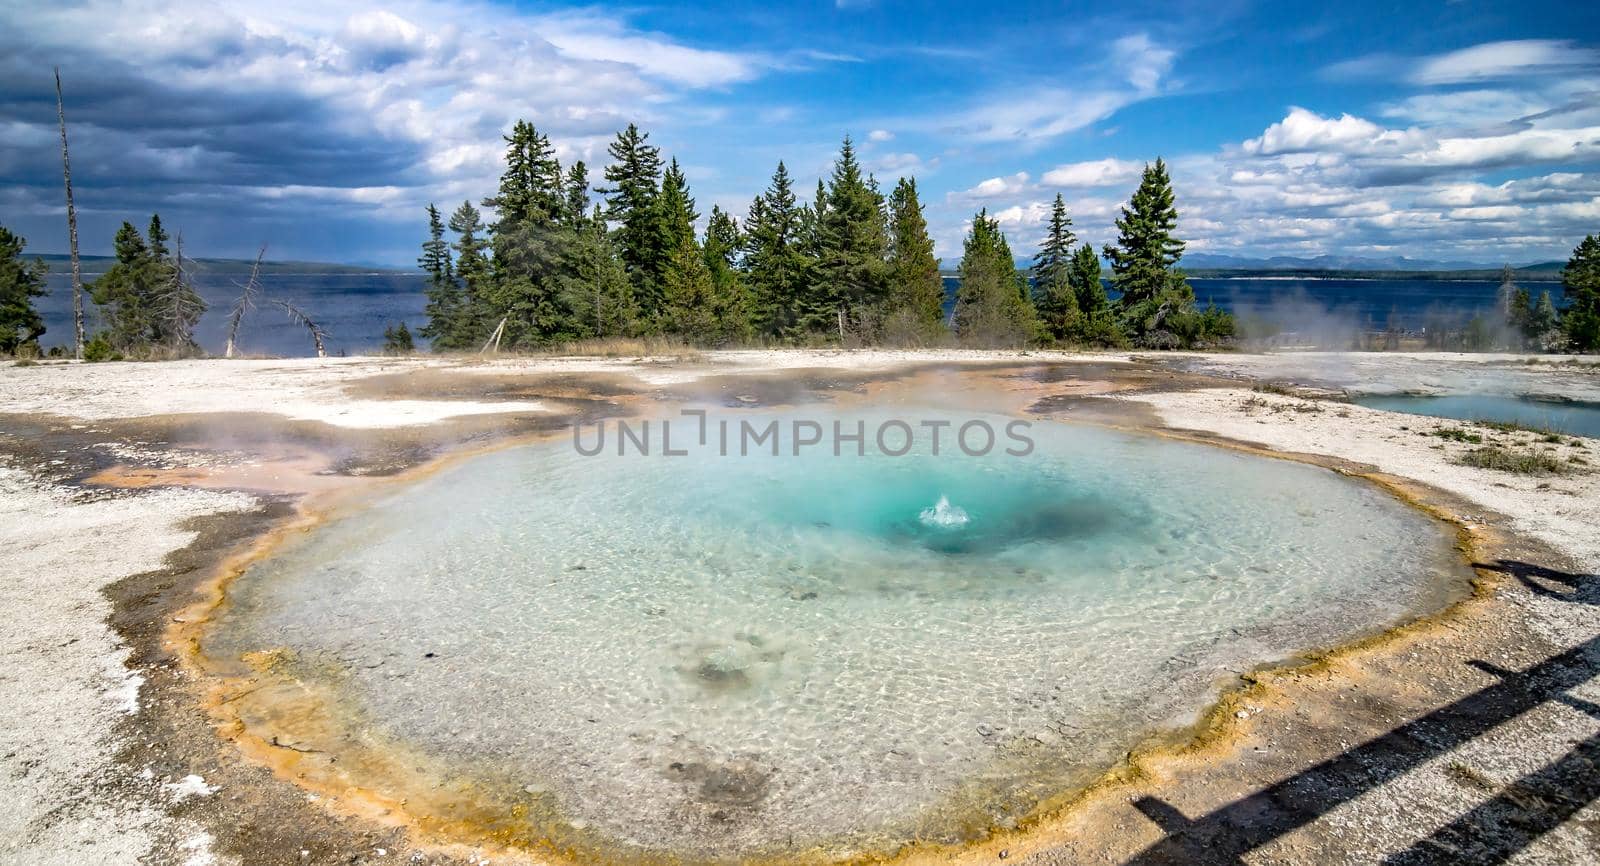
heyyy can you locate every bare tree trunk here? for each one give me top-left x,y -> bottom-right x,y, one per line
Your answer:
225,244 -> 267,358
55,67 -> 84,359
480,316 -> 507,354
273,299 -> 328,358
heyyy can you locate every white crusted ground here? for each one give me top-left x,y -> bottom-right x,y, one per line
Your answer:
0,350 -> 1127,427
0,466 -> 252,866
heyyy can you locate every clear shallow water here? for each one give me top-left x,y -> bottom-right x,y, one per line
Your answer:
209,410 -> 1462,860
1353,394 -> 1600,438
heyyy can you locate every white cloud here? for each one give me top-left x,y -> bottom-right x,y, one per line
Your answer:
1411,39 -> 1600,85
867,151 -> 928,174
1379,89 -> 1550,125
927,88 -> 1600,262
1041,157 -> 1142,187
0,0 -> 776,258
960,172 -> 1030,199
989,201 -> 1051,229
1324,40 -> 1600,89
946,88 -> 1134,143
535,11 -> 765,87
1111,33 -> 1175,94
867,129 -> 894,142
918,33 -> 1176,146
1241,107 -> 1402,156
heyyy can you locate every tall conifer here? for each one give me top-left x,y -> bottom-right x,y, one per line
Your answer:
885,177 -> 944,335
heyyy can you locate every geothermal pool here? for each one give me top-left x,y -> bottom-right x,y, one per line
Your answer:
1352,393 -> 1600,438
207,409 -> 1464,861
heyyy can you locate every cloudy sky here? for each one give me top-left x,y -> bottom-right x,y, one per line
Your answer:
2,0 -> 1597,266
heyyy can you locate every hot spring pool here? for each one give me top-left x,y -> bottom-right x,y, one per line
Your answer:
1351,393 -> 1600,438
207,409 -> 1464,861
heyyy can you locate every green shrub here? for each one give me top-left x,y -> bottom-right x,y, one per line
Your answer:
1452,446 -> 1573,475
1430,428 -> 1483,443
82,333 -> 122,362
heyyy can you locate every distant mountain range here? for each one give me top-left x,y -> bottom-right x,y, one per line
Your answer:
1176,253 -> 1565,273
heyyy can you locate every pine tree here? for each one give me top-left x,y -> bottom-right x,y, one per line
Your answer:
486,120 -> 564,229
558,208 -> 637,339
954,209 -> 1036,346
601,124 -> 665,308
655,160 -> 698,262
383,321 -> 415,354
1561,234 -> 1600,351
704,206 -> 753,343
814,136 -> 889,334
1529,289 -> 1560,349
563,161 -> 591,226
1101,159 -> 1232,347
1069,243 -> 1108,316
648,158 -> 701,334
90,220 -> 162,350
1103,159 -> 1184,308
660,230 -> 718,342
147,214 -> 170,260
443,200 -> 491,348
742,162 -> 812,340
1032,194 -> 1079,341
1066,243 -> 1122,345
0,225 -> 48,354
885,177 -> 945,339
418,203 -> 459,346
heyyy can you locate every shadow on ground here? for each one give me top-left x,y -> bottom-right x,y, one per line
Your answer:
1124,560 -> 1599,864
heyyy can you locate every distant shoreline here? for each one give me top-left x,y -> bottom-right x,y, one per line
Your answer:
1186,274 -> 1562,284
33,253 -> 413,277
1183,268 -> 1564,282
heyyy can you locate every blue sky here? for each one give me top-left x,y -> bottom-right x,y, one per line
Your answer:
2,0 -> 1597,266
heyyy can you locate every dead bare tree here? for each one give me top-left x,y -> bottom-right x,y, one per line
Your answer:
274,299 -> 328,358
224,245 -> 267,358
480,315 -> 507,354
154,235 -> 206,356
54,67 -> 84,359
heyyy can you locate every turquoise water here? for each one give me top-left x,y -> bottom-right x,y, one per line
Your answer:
209,409 -> 1462,860
1353,394 -> 1600,438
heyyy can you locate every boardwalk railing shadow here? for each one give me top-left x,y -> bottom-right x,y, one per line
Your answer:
1124,560 -> 1600,865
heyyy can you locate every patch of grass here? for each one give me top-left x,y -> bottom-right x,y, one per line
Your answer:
10,359 -> 37,368
1452,446 -> 1576,476
1475,418 -> 1566,437
1239,394 -> 1324,415
541,337 -> 707,361
1251,382 -> 1297,397
1429,427 -> 1483,443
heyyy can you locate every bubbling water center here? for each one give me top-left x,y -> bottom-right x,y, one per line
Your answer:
203,408 -> 1465,862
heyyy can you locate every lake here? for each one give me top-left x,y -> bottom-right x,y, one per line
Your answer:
37,270 -> 429,357
34,271 -> 1560,357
